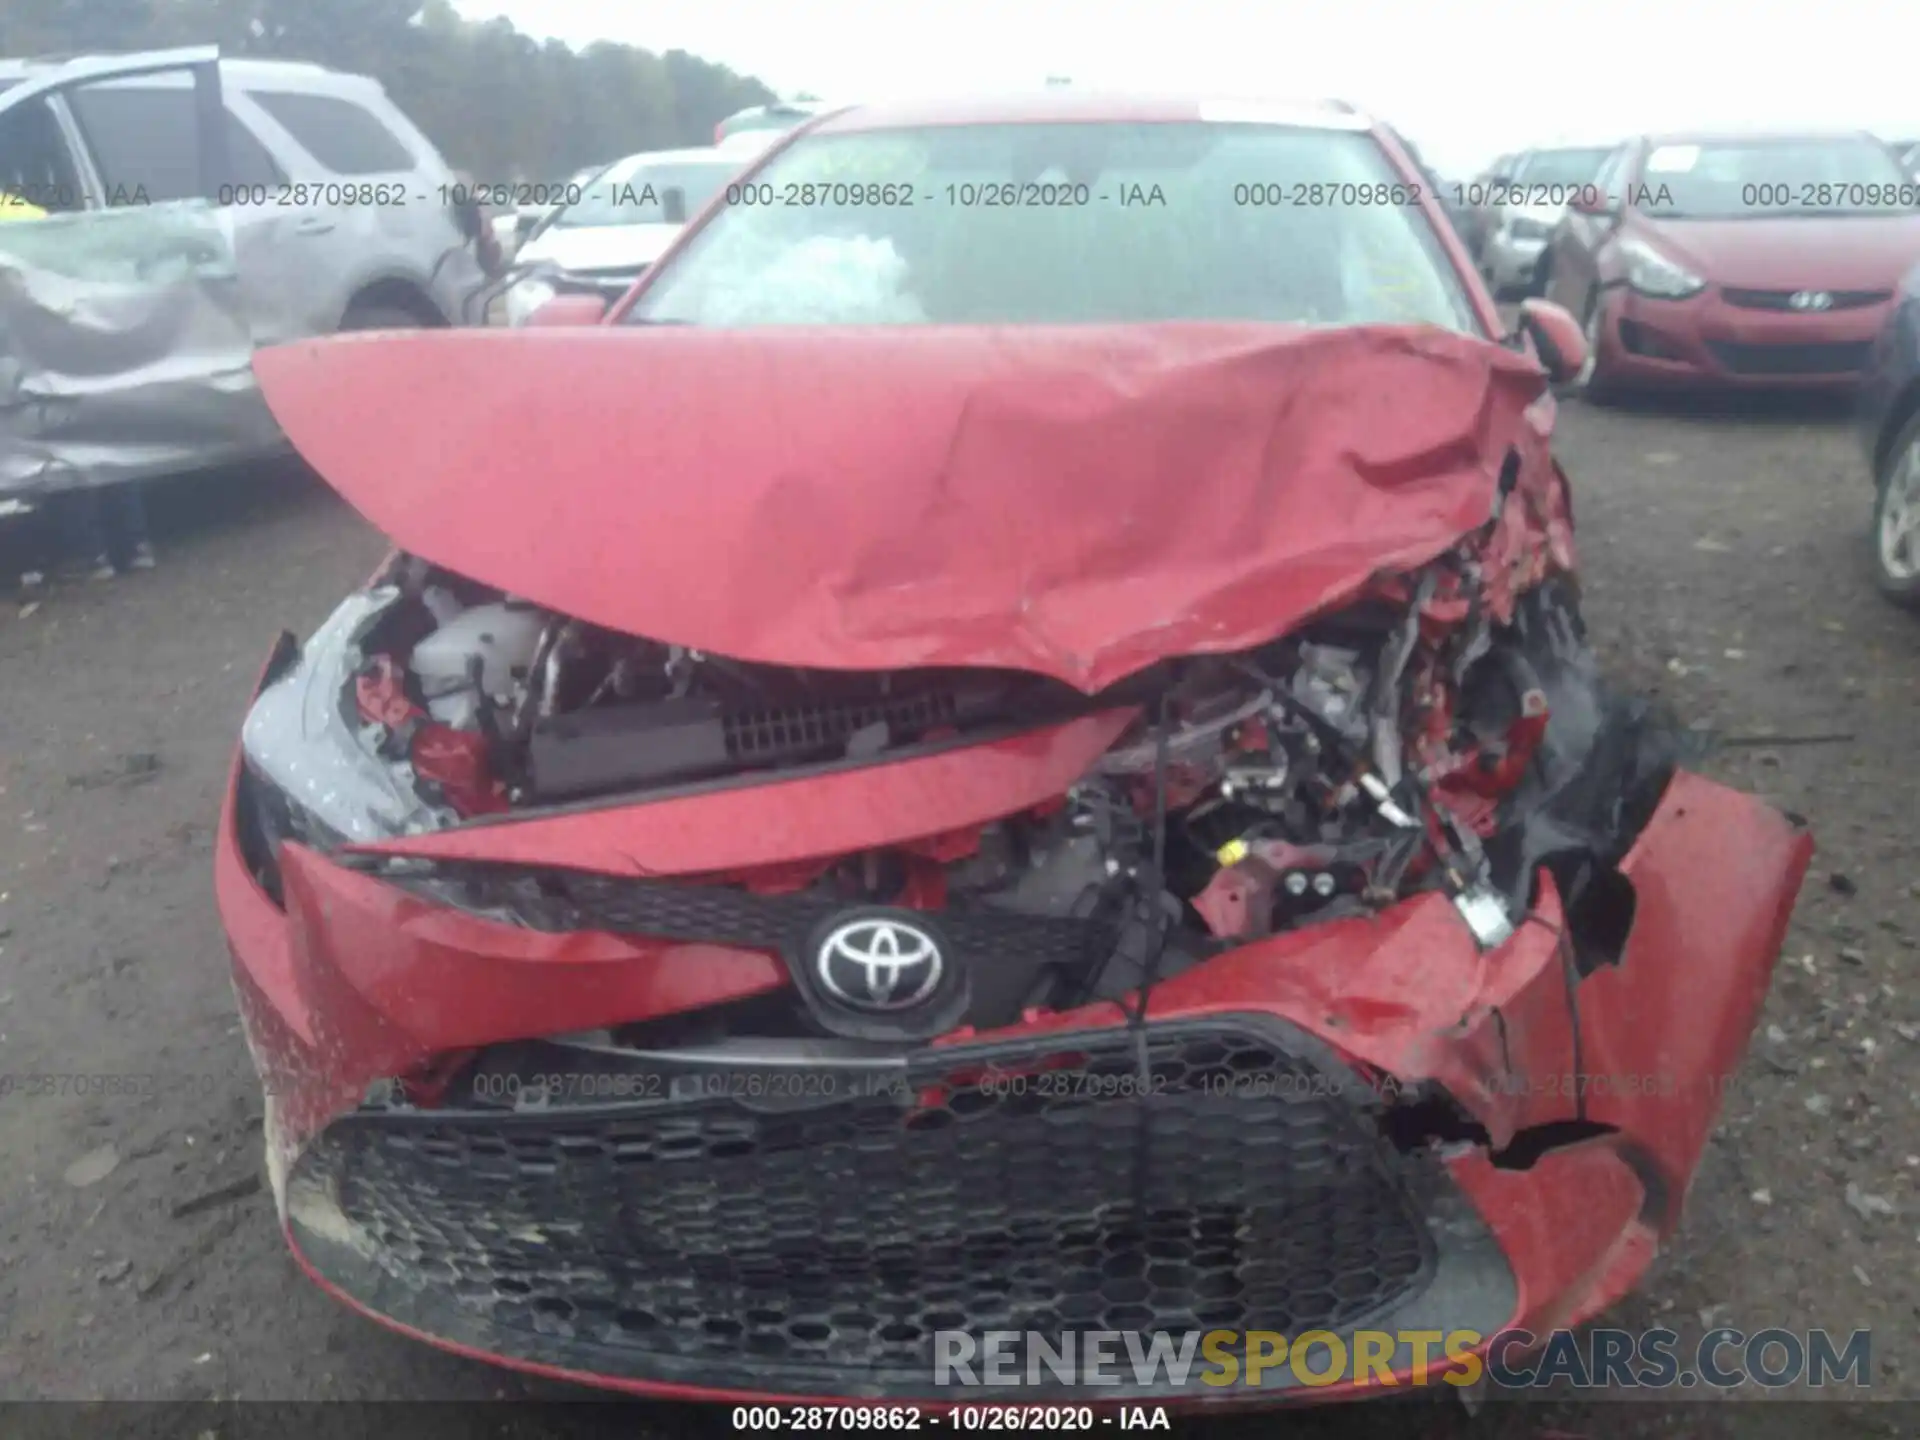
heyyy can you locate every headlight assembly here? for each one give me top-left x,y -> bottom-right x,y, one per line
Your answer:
504,276 -> 557,325
1620,238 -> 1705,299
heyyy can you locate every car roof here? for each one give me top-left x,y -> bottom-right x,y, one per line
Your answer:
0,53 -> 391,108
0,53 -> 360,84
812,92 -> 1372,134
1637,128 -> 1885,147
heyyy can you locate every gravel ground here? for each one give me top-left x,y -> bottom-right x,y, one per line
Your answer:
0,392 -> 1915,1437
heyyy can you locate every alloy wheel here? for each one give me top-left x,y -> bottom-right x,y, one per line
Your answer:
1880,438 -> 1920,583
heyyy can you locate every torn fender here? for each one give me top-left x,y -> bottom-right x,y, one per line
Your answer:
996,770 -> 1810,1189
222,759 -> 1808,1212
251,322 -> 1548,692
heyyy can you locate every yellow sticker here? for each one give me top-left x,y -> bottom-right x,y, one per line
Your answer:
1216,837 -> 1251,866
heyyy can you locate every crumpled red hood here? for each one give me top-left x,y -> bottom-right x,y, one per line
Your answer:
253,322 -> 1546,693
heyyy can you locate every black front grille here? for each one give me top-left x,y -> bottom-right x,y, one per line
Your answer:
424,865 -> 1116,976
1706,340 -> 1871,375
724,690 -> 961,762
289,1019 -> 1441,1395
1719,287 -> 1889,312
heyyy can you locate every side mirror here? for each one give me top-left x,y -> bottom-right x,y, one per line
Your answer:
1517,298 -> 1588,385
1568,187 -> 1615,217
661,187 -> 688,225
526,293 -> 608,327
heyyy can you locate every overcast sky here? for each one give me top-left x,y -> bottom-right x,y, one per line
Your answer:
457,0 -> 1916,176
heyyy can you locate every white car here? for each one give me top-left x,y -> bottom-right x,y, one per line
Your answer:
1479,144 -> 1612,298
0,46 -> 489,338
503,147 -> 745,325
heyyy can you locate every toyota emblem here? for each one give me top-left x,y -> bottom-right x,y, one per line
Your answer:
815,916 -> 945,1012
1787,290 -> 1833,311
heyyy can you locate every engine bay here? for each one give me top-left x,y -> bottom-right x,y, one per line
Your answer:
241,549 -> 1679,1005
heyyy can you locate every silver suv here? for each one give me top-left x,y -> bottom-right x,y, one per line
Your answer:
0,46 -> 489,341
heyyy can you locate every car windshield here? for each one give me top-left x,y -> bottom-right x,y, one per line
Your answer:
625,121 -> 1479,330
1515,148 -> 1609,186
558,157 -> 739,228
1638,138 -> 1918,218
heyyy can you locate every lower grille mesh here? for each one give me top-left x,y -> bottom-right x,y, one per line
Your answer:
1706,339 -> 1871,375
292,1020 -> 1436,1391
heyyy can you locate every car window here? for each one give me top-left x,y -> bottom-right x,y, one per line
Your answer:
627,122 -> 1480,332
0,95 -> 85,212
1638,137 -> 1920,219
559,158 -> 739,227
1513,147 -> 1610,189
1591,145 -> 1632,206
59,83 -> 283,203
226,112 -> 282,187
65,83 -> 206,203
248,90 -> 415,175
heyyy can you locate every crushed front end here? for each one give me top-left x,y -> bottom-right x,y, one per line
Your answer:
216,552 -> 1809,1403
217,322 -> 1811,1403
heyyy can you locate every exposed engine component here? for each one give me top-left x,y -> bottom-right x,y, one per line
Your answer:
249,553 -> 1672,984
407,600 -> 545,729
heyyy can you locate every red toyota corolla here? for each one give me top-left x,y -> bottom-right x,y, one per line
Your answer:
1543,130 -> 1920,398
216,93 -> 1811,1406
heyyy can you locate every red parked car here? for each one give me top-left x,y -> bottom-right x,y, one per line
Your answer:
218,93 -> 1810,1406
1542,130 -> 1920,399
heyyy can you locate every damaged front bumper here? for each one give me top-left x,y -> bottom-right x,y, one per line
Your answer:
216,728 -> 1809,1403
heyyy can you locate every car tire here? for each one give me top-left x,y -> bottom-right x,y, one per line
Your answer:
1572,288 -> 1620,406
339,303 -> 428,333
1872,414 -> 1920,609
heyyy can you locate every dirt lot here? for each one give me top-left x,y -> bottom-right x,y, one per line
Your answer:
0,393 -> 1915,1437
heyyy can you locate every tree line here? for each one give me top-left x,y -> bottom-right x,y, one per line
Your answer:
1,0 -> 781,183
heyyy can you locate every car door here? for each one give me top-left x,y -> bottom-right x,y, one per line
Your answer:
1546,142 -> 1633,316
47,62 -> 331,346
0,47 -> 231,213
234,84 -> 462,332
0,49 -> 291,497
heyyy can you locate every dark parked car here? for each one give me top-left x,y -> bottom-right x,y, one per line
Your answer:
1458,150 -> 1520,260
1542,130 -> 1920,400
1859,260 -> 1920,606
219,92 -> 1810,1406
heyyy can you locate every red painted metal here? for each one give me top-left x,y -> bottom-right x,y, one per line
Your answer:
216,764 -> 1809,1402
251,323 -> 1549,694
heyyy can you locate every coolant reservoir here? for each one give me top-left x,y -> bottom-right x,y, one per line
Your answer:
409,602 -> 545,703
